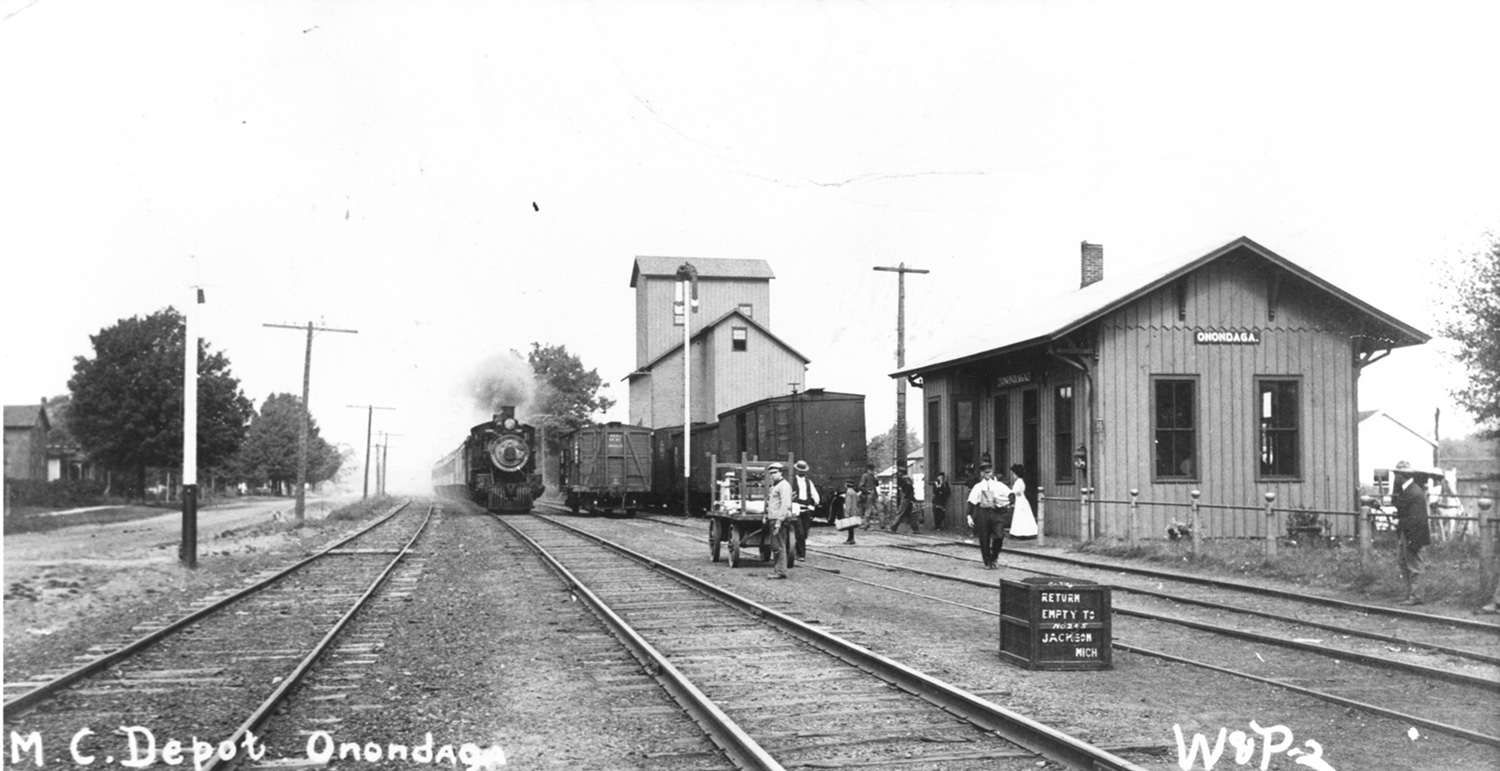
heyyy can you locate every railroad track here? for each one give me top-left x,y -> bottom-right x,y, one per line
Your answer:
796,530 -> 1500,747
2,500 -> 428,769
507,507 -> 1151,771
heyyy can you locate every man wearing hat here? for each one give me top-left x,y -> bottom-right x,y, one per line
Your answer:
1392,460 -> 1434,606
790,459 -> 820,561
888,469 -> 920,533
764,462 -> 795,578
966,462 -> 1015,569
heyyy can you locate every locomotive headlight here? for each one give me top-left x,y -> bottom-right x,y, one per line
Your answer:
503,418 -> 518,430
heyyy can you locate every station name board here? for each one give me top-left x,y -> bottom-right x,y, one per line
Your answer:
1195,329 -> 1261,345
995,372 -> 1033,388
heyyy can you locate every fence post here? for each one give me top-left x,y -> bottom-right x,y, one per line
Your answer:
1036,487 -> 1046,548
1264,491 -> 1278,561
1358,495 -> 1376,569
1128,488 -> 1140,548
1478,487 -> 1494,590
1190,489 -> 1202,558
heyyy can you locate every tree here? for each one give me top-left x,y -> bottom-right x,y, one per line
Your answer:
1438,234 -> 1500,439
231,393 -> 342,495
68,308 -> 252,498
867,422 -> 922,473
526,342 -> 616,453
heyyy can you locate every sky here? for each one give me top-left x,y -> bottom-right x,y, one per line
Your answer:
3,0 -> 1496,494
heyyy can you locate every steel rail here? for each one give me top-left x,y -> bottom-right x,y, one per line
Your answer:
912,534 -> 1500,633
808,546 -> 1500,747
891,543 -> 1500,669
495,514 -> 785,771
526,511 -> 1149,771
1112,642 -> 1500,748
2,499 -> 413,717
203,504 -> 434,770
825,546 -> 1500,691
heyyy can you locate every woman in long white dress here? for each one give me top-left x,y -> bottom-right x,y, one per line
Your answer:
1007,464 -> 1038,539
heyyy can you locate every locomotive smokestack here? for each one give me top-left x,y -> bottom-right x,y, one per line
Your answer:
496,406 -> 516,423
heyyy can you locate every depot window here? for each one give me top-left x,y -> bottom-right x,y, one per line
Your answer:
1054,385 -> 1075,484
1257,378 -> 1300,479
1154,378 -> 1198,481
927,399 -> 941,475
731,327 -> 748,352
993,394 -> 1010,475
953,397 -> 978,476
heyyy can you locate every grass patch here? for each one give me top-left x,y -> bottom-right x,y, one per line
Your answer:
1072,535 -> 1491,607
325,496 -> 403,522
3,504 -> 179,535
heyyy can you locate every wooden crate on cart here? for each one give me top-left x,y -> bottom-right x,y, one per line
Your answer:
706,454 -> 795,568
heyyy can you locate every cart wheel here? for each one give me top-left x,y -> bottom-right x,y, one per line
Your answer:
709,519 -> 722,563
785,528 -> 796,569
728,524 -> 742,568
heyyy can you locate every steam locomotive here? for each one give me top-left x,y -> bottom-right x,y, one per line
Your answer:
432,406 -> 546,513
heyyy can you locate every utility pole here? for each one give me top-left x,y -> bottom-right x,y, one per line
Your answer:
347,404 -> 395,499
264,321 -> 357,524
675,263 -> 699,516
873,263 -> 929,478
181,284 -> 206,569
378,432 -> 402,496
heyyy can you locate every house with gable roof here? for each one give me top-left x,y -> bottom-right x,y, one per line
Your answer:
4,401 -> 51,481
894,237 -> 1429,540
1356,409 -> 1437,495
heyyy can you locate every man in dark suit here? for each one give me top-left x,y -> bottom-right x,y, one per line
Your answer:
1392,460 -> 1433,606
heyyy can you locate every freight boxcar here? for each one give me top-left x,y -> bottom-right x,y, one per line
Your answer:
717,390 -> 867,523
558,422 -> 653,517
650,389 -> 867,518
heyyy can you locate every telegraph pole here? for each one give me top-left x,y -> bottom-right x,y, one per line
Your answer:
264,321 -> 357,524
347,404 -> 394,499
873,263 -> 929,477
378,432 -> 402,496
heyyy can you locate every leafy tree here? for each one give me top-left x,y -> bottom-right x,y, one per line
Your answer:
526,342 -> 616,452
1438,234 -> 1500,439
67,308 -> 252,498
867,422 -> 922,472
231,393 -> 342,495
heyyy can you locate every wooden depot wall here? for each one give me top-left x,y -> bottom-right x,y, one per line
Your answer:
920,250 -> 1393,541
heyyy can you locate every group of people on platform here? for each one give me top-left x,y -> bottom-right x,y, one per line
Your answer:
759,456 -> 1040,578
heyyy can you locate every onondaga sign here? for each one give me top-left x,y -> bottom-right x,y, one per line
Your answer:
1194,329 -> 1261,345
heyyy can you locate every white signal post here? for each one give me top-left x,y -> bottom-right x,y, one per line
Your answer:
676,263 -> 699,516
181,285 -> 205,568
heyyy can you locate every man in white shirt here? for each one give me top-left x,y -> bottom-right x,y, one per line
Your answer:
966,462 -> 1015,570
791,460 -> 821,561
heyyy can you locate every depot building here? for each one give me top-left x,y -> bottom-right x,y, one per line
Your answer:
894,236 -> 1428,540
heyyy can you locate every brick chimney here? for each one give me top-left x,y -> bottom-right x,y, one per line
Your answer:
1080,241 -> 1104,288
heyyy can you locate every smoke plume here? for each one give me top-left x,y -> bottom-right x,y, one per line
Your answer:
466,352 -> 538,422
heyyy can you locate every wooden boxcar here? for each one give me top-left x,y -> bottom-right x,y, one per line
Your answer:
716,390 -> 868,522
558,422 -> 653,517
650,389 -> 868,518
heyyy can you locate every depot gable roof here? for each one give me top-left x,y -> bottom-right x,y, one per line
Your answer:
894,236 -> 1430,378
